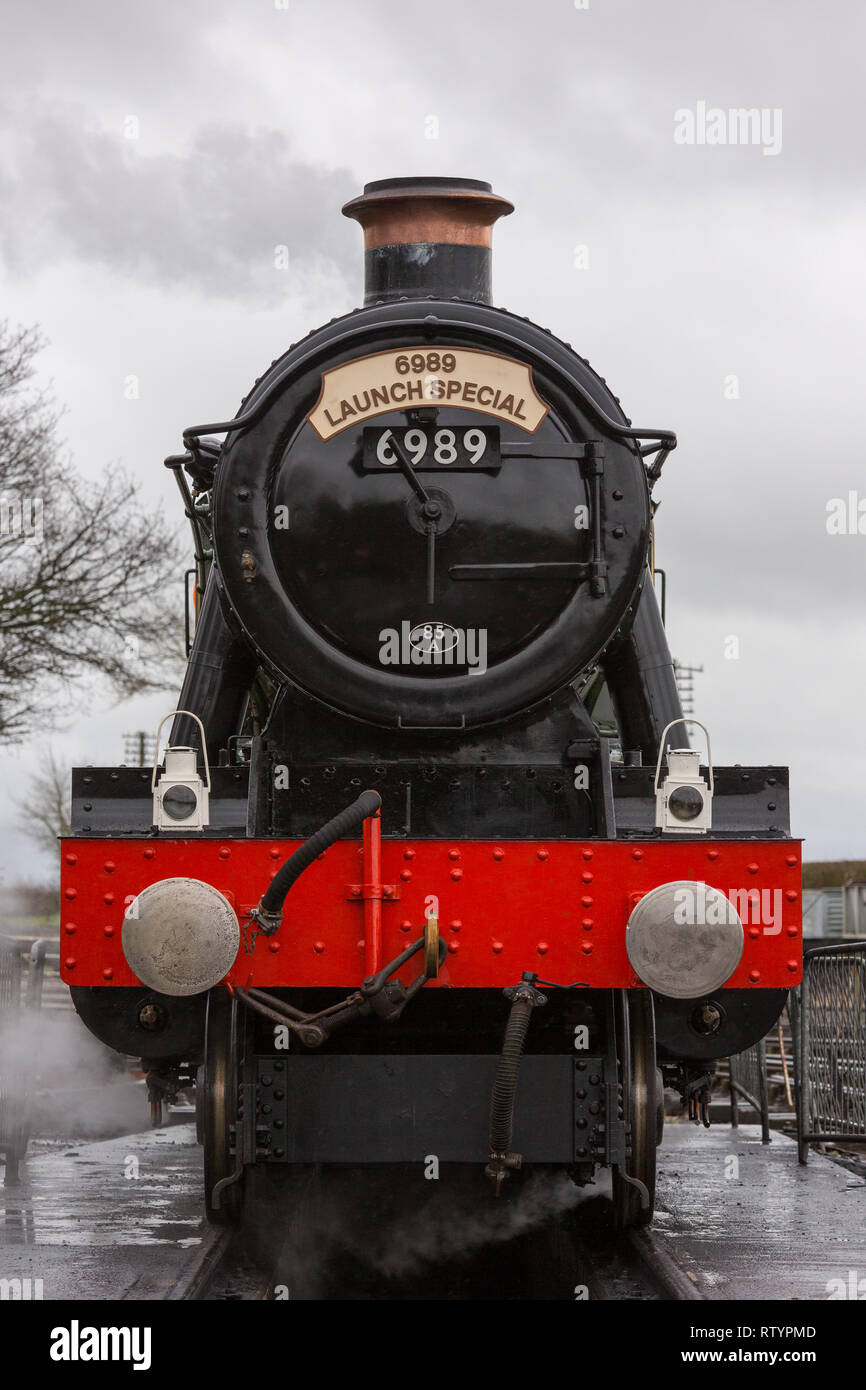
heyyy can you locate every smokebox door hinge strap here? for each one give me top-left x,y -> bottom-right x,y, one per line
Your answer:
580,441 -> 608,597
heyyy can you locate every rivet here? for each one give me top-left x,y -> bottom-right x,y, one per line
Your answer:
748,927 -> 760,939
786,925 -> 798,937
269,941 -> 280,953
537,849 -> 549,861
219,847 -> 231,860
448,848 -> 461,861
492,940 -> 503,953
493,848 -> 505,860
787,960 -> 799,973
581,896 -> 593,908
64,888 -> 77,900
448,941 -> 459,954
65,853 -> 78,867
400,869 -> 412,881
749,969 -> 760,983
103,893 -> 114,905
632,850 -> 643,862
400,921 -> 412,933
351,886 -> 361,896
313,941 -> 325,954
582,849 -> 593,861
270,847 -> 281,860
581,943 -> 593,955
537,942 -> 548,955
144,848 -> 156,860
451,869 -> 462,881
450,920 -> 461,933
785,889 -> 797,902
707,849 -> 720,861
102,968 -> 114,981
357,940 -> 365,951
403,849 -> 416,861
785,854 -> 797,867
65,924 -> 76,936
103,861 -> 116,873
65,958 -> 76,970
582,918 -> 593,931
747,863 -> 759,875
581,872 -> 593,884
103,925 -> 114,938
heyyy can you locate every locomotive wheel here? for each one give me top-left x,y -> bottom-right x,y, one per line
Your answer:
202,990 -> 244,1225
612,990 -> 660,1231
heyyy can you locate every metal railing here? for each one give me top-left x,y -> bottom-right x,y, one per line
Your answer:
790,940 -> 866,1164
0,936 -> 47,1182
728,1038 -> 771,1143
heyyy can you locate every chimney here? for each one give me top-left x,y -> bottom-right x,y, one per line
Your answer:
342,176 -> 513,307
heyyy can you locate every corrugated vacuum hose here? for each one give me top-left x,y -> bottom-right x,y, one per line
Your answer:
486,973 -> 547,1194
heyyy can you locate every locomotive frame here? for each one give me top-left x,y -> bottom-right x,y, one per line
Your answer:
61,177 -> 801,1230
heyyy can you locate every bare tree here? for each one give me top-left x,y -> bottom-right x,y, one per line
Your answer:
0,321 -> 185,743
24,746 -> 72,859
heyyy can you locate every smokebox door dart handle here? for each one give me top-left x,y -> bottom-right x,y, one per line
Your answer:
426,522 -> 436,605
389,430 -> 431,504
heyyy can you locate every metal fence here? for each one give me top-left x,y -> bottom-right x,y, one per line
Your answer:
0,936 -> 46,1182
790,940 -> 866,1164
728,1038 -> 771,1143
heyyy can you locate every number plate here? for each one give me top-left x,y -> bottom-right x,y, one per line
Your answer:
362,425 -> 501,472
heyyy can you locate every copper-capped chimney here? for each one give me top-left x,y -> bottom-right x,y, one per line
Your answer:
342,176 -> 513,306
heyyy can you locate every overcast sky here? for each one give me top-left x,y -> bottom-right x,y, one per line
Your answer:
0,0 -> 864,881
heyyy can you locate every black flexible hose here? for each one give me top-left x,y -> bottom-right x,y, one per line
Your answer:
489,996 -> 534,1155
260,788 -> 381,917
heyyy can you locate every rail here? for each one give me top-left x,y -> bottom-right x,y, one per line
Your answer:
790,940 -> 866,1164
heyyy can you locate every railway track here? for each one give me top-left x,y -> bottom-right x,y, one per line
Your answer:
178,1221 -> 704,1301
173,1229 -> 273,1301
572,1227 -> 705,1301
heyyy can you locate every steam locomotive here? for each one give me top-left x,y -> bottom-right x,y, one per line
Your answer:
61,177 -> 801,1228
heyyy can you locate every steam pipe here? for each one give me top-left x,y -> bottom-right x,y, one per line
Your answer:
252,789 -> 382,933
601,575 -> 685,764
170,572 -> 258,761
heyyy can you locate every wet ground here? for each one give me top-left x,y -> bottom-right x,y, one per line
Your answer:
654,1123 -> 866,1300
0,1120 -> 863,1299
0,1124 -> 220,1299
